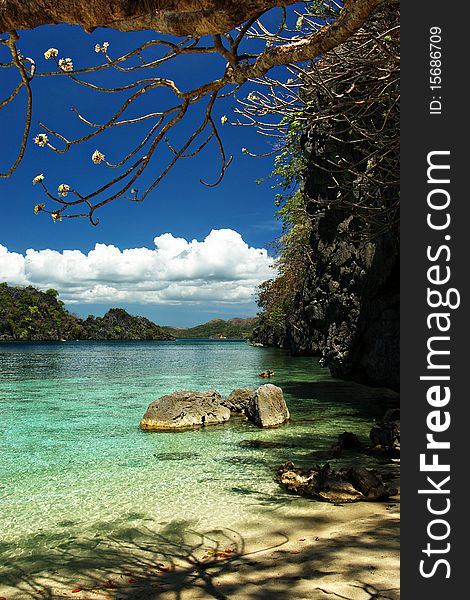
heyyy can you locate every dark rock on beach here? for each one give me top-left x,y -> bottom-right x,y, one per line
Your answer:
140,390 -> 230,431
345,466 -> 395,501
277,462 -> 397,503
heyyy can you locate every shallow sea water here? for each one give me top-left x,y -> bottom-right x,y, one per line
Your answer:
0,340 -> 398,582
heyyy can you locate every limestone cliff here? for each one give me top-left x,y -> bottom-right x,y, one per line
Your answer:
292,210 -> 398,390
251,5 -> 399,391
252,208 -> 399,392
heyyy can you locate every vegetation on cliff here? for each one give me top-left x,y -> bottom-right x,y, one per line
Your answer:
163,318 -> 258,339
0,283 -> 83,341
0,283 -> 258,341
81,308 -> 173,341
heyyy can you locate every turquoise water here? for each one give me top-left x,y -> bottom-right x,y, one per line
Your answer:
0,340 -> 397,582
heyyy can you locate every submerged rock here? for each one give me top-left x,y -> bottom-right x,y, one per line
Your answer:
330,431 -> 363,456
140,390 -> 230,431
370,409 -> 400,453
245,384 -> 290,428
222,388 -> 256,413
239,439 -> 291,449
383,408 -> 400,422
277,462 -> 397,503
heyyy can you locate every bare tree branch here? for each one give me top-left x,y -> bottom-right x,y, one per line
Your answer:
1,0 -> 389,223
0,31 -> 33,178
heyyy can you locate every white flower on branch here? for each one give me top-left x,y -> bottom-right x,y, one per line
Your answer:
95,42 -> 109,53
92,150 -> 105,164
58,184 -> 70,197
58,57 -> 74,72
32,174 -> 44,185
33,134 -> 48,147
44,48 -> 58,60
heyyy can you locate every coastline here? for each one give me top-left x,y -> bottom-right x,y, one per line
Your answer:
1,340 -> 399,599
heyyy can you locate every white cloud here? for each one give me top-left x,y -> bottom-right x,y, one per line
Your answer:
0,229 -> 275,305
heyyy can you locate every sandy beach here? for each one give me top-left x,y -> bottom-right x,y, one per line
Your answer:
0,493 -> 399,600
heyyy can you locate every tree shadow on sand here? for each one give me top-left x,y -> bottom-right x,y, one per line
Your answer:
1,507 -> 400,600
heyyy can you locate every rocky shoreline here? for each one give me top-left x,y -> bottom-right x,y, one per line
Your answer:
140,383 -> 400,505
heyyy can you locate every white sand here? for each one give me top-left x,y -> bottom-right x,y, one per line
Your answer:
0,495 -> 399,600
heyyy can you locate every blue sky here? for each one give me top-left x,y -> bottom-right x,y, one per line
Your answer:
0,18 -> 294,326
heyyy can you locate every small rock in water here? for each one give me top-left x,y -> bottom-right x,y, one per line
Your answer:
330,431 -> 363,456
258,370 -> 274,378
141,385 -> 290,431
369,417 -> 400,454
383,408 -> 400,422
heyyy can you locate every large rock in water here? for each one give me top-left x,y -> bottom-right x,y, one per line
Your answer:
245,384 -> 290,428
221,388 -> 256,413
140,390 -> 230,431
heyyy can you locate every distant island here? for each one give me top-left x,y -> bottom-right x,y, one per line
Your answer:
163,317 -> 258,340
0,283 -> 258,341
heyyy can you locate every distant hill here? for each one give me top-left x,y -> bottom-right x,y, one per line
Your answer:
0,284 -> 258,341
0,284 -> 173,341
163,317 -> 259,339
81,308 -> 173,341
